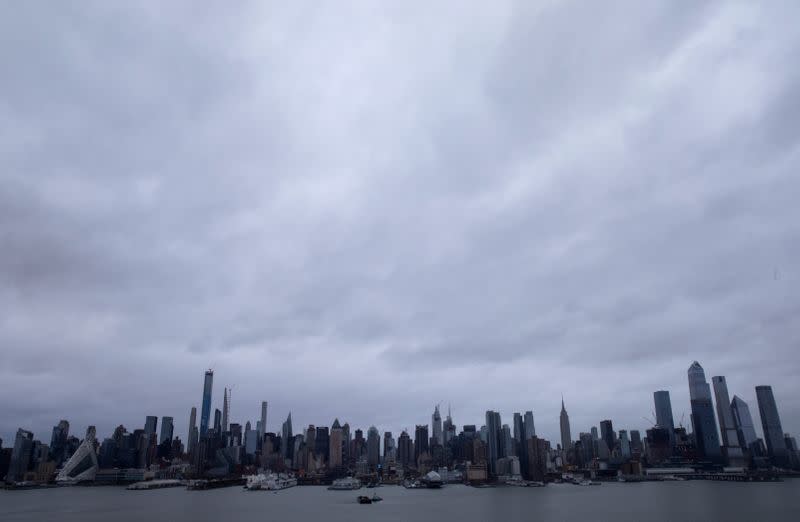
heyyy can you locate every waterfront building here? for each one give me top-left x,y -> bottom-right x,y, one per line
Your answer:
630,430 -> 643,454
756,385 -> 788,466
560,398 -> 572,455
711,376 -> 745,466
383,431 -> 394,460
501,424 -> 513,458
8,429 -> 34,482
688,361 -> 723,463
653,390 -> 676,447
213,409 -> 222,434
731,395 -> 758,451
55,433 -> 99,484
200,370 -> 214,436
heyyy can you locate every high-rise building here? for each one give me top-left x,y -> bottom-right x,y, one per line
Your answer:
281,413 -> 293,460
260,401 -> 268,442
188,407 -> 198,453
414,425 -> 429,463
653,390 -> 676,446
485,410 -> 501,476
200,370 -> 214,436
367,426 -> 380,469
500,424 -> 513,458
49,420 -> 70,465
560,398 -> 572,453
398,431 -> 413,469
213,409 -> 222,434
432,405 -> 443,446
222,387 -> 230,433
600,420 -> 614,456
329,420 -> 343,469
688,361 -> 722,462
630,430 -> 643,454
145,416 -> 158,437
8,429 -> 34,482
711,376 -> 745,466
513,413 -> 524,444
443,406 -> 454,445
731,395 -> 758,450
383,431 -> 394,459
619,430 -> 631,458
756,385 -> 788,465
524,411 -> 536,439
315,426 -> 330,463
160,417 -> 174,445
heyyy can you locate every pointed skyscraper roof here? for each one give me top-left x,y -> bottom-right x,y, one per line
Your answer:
332,418 -> 341,430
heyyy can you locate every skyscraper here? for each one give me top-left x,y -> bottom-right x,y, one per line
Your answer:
367,426 -> 380,469
145,416 -> 158,437
443,406 -> 454,445
330,419 -> 343,469
756,385 -> 788,465
160,417 -> 174,445
600,420 -> 614,456
213,409 -> 222,434
281,413 -> 293,460
513,413 -> 524,443
260,401 -> 268,442
188,407 -> 198,453
8,429 -> 34,482
619,430 -> 631,458
731,395 -> 758,450
688,361 -> 722,462
398,430 -> 413,469
200,370 -> 214,436
711,376 -> 744,466
653,390 -> 676,446
222,387 -> 230,433
49,420 -> 70,465
414,425 -> 429,463
560,397 -> 572,453
432,405 -> 443,446
485,410 -> 501,476
524,411 -> 536,439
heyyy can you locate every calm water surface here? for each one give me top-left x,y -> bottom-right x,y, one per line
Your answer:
2,481 -> 800,521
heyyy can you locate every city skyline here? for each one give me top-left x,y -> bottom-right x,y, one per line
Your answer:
2,361 -> 795,457
2,0 -> 800,466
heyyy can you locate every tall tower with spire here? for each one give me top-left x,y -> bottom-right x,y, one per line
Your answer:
432,404 -> 443,445
222,387 -> 230,433
560,396 -> 572,455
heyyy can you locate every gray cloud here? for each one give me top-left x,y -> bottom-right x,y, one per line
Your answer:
1,0 -> 799,447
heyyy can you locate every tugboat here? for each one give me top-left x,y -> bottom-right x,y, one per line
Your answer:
357,495 -> 373,504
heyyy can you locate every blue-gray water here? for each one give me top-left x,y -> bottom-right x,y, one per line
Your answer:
2,481 -> 800,521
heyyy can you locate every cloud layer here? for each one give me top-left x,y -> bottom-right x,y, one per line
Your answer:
2,0 -> 799,446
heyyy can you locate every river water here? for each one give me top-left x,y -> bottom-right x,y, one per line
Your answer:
2,481 -> 799,521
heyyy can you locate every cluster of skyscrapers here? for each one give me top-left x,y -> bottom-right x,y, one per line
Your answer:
2,361 -> 797,485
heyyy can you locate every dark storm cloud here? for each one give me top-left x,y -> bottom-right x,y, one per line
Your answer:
1,0 -> 799,446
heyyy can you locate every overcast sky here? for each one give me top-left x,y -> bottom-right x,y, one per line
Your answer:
1,1 -> 799,448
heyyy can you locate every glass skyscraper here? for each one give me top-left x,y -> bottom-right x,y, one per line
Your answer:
731,395 -> 758,449
653,390 -> 676,446
756,385 -> 788,465
200,370 -> 214,436
687,361 -> 722,462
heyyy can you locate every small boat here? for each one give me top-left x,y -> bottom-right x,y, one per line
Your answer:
357,495 -> 373,504
328,477 -> 361,490
371,493 -> 383,502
